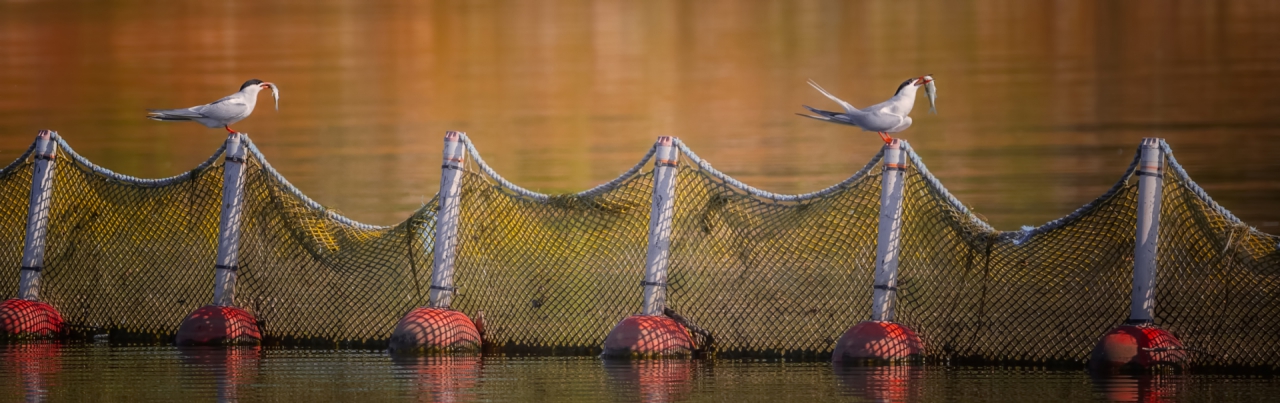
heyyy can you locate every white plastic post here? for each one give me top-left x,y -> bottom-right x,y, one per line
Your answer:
17,130 -> 58,301
212,133 -> 248,307
871,139 -> 907,322
428,131 -> 467,309
641,136 -> 679,316
1128,138 -> 1164,324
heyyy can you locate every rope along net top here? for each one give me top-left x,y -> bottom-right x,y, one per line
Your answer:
0,132 -> 1275,367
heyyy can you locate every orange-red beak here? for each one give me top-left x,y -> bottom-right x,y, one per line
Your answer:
916,76 -> 932,86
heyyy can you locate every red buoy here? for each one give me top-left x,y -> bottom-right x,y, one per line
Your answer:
832,321 -> 923,364
0,299 -> 64,338
175,305 -> 262,346
1090,324 -> 1187,372
388,307 -> 481,355
602,315 -> 693,358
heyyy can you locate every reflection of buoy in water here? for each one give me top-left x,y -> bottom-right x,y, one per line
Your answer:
2,341 -> 62,402
831,321 -> 923,364
0,299 -> 64,338
175,305 -> 262,346
1089,325 -> 1187,373
602,315 -> 693,358
388,307 -> 481,355
1090,372 -> 1184,402
391,355 -> 482,403
603,359 -> 694,402
833,364 -> 921,402
178,346 -> 261,402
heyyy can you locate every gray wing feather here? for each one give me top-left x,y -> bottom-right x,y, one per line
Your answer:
190,98 -> 248,121
802,105 -> 842,119
788,107 -> 860,126
146,107 -> 206,118
854,111 -> 904,132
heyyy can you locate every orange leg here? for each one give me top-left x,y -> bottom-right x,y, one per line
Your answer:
878,132 -> 892,144
224,125 -> 236,134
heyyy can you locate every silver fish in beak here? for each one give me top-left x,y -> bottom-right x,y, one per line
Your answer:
922,75 -> 936,114
263,82 -> 280,111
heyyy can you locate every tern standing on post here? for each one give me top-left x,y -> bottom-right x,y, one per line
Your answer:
798,75 -> 936,144
147,79 -> 281,133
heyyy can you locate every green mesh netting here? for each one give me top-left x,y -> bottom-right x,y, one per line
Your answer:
0,133 -> 1276,367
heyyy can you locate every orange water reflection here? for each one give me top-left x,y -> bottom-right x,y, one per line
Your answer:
2,0 -> 1279,229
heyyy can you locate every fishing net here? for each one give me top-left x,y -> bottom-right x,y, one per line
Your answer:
0,132 -> 1275,368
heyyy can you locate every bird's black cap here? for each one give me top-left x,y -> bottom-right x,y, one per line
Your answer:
895,78 -> 914,95
240,79 -> 265,90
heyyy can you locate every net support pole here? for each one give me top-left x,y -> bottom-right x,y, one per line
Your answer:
389,131 -> 481,354
17,130 -> 58,301
641,136 -> 678,316
212,133 -> 248,307
602,136 -> 693,357
831,138 -> 922,363
428,131 -> 467,309
1128,138 -> 1164,324
1089,138 -> 1184,372
870,139 -> 907,322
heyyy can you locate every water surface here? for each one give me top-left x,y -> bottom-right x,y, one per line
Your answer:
2,1 -> 1279,400
2,344 -> 1278,402
2,0 -> 1279,229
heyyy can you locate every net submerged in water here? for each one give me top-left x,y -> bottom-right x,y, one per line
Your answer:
0,132 -> 1276,368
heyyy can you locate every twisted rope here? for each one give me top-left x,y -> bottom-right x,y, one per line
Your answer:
1160,140 -> 1244,226
241,136 -> 392,231
458,133 -> 658,202
1002,145 -> 1143,245
673,139 -> 884,204
54,132 -> 225,187
0,138 -> 38,176
41,132 -> 1275,249
900,141 -> 998,234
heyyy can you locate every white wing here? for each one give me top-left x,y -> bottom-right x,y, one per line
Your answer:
807,80 -> 858,115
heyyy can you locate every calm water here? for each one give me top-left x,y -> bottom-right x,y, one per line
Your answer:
2,0 -> 1280,229
3,0 -> 1280,401
1,344 -> 1277,402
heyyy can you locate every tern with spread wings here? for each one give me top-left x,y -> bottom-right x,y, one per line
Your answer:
798,76 -> 936,144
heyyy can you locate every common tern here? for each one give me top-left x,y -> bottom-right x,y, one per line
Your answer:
798,76 -> 935,144
147,79 -> 280,133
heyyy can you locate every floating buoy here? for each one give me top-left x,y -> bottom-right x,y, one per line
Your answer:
175,305 -> 261,346
602,315 -> 693,358
388,307 -> 480,355
1089,324 -> 1187,372
832,321 -> 923,364
0,299 -> 64,338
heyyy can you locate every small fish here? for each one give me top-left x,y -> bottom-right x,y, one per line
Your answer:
269,83 -> 281,111
923,74 -> 937,114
